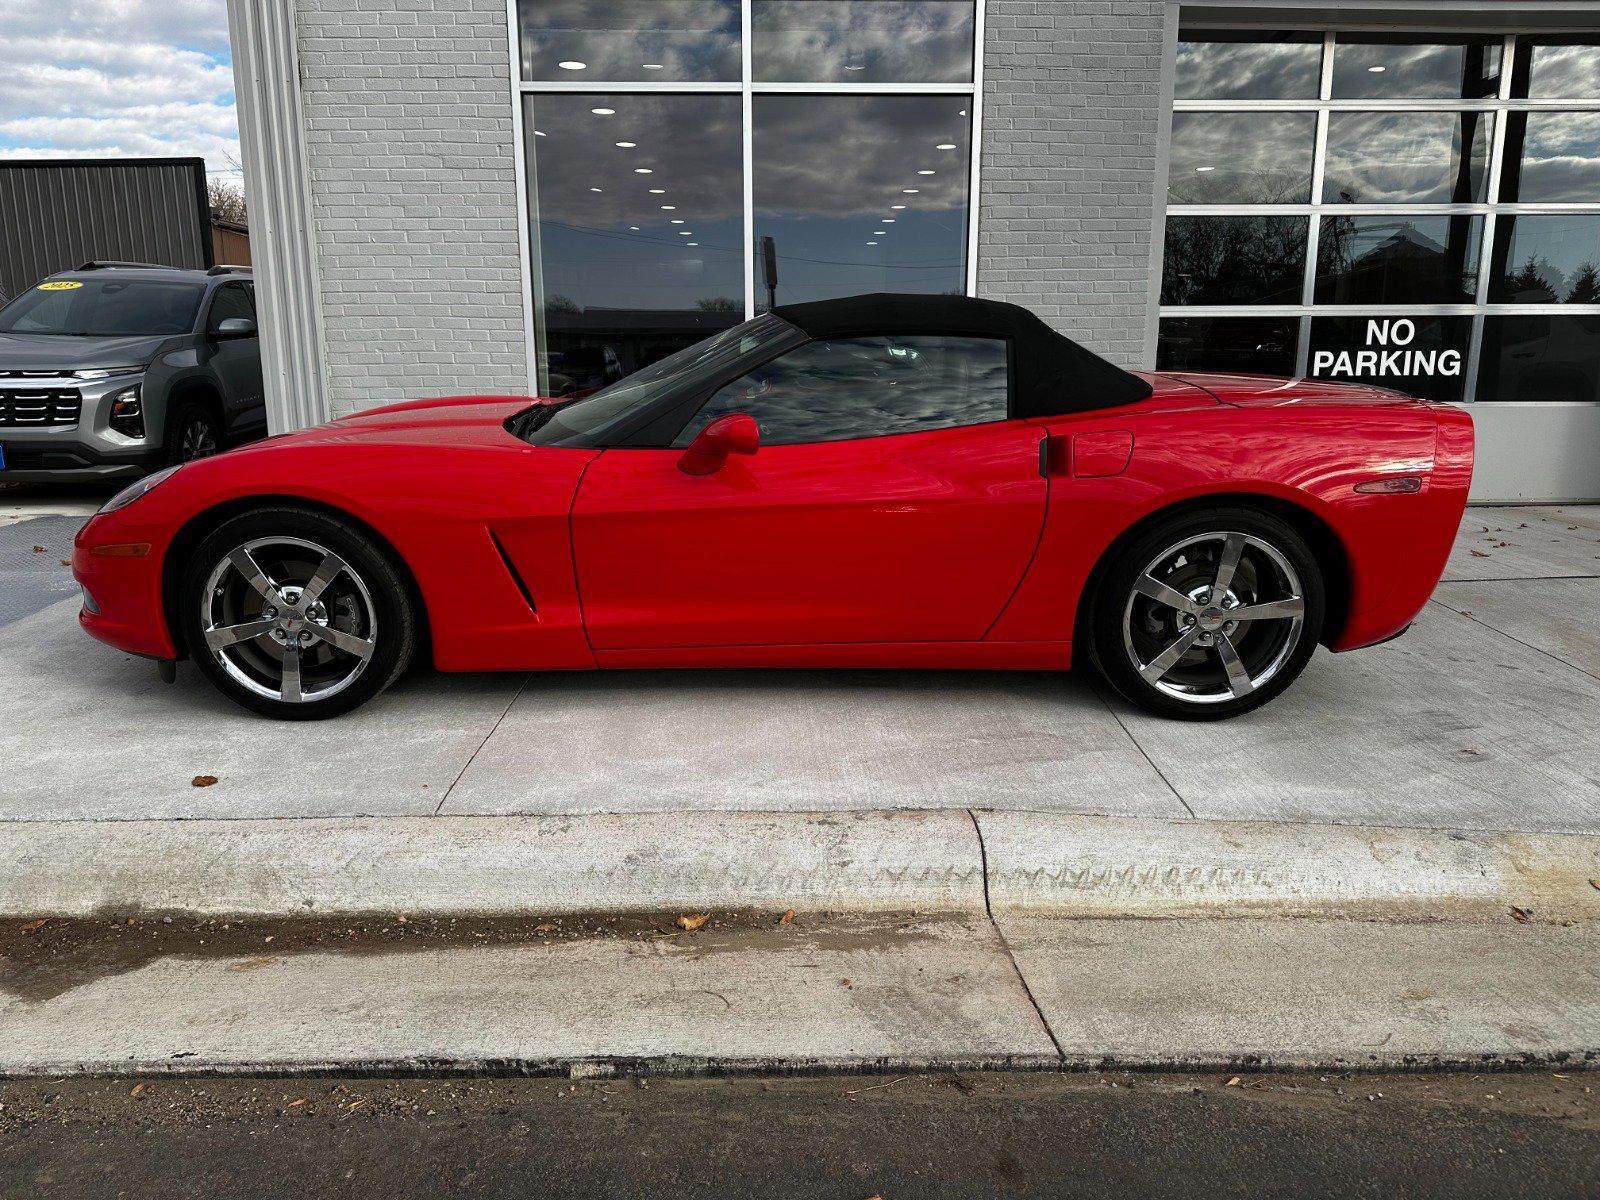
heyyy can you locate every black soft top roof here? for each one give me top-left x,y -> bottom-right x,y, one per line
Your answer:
772,292 -> 1152,417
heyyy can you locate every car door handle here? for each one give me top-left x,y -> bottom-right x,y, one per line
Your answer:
1038,434 -> 1071,477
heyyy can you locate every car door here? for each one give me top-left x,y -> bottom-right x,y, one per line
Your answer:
200,281 -> 263,428
571,332 -> 1048,650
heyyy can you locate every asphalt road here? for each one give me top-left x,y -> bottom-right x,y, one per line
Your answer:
2,1070 -> 1595,1199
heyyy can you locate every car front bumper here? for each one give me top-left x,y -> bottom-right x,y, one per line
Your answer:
73,511 -> 180,660
1,371 -> 162,483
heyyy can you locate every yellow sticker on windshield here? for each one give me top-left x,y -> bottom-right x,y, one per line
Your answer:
37,281 -> 83,291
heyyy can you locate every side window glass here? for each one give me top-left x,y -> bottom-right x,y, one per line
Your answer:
674,334 -> 1010,447
207,283 -> 254,333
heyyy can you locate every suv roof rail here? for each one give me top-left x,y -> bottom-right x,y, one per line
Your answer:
206,264 -> 252,276
75,260 -> 172,271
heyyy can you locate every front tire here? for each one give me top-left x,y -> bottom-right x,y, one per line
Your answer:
165,401 -> 222,465
1087,507 -> 1325,721
179,507 -> 418,720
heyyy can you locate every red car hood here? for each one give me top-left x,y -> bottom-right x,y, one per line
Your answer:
1158,372 -> 1421,408
261,394 -> 550,451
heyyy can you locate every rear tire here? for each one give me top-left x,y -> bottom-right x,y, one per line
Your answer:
179,507 -> 417,720
1087,507 -> 1325,721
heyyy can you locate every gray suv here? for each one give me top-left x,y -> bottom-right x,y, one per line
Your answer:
0,261 -> 264,482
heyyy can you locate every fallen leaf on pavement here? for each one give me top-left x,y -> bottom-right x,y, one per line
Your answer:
841,978 -> 854,989
1225,1076 -> 1242,1087
31,545 -> 46,553
130,1083 -> 146,1097
535,922 -> 557,933
778,909 -> 795,925
1589,880 -> 1600,891
676,913 -> 709,932
288,1098 -> 307,1108
191,775 -> 219,788
1469,550 -> 1490,558
59,560 -> 70,567
1509,906 -> 1532,923
21,919 -> 46,932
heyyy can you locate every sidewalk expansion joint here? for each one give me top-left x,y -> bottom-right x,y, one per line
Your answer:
967,808 -> 1066,1062
1092,684 -> 1194,818
433,674 -> 529,815
1426,597 -> 1600,686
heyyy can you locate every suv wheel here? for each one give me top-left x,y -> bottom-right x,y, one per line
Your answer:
166,401 -> 221,464
1087,507 -> 1325,721
179,508 -> 418,719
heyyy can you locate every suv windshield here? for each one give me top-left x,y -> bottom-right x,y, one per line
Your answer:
515,315 -> 798,447
0,279 -> 204,337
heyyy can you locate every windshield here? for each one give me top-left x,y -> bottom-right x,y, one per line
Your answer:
0,279 -> 204,337
516,315 -> 798,447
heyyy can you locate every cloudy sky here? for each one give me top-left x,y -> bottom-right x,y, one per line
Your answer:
0,0 -> 240,182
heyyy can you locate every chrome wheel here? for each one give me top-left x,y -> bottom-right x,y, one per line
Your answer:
199,535 -> 377,703
1121,531 -> 1306,706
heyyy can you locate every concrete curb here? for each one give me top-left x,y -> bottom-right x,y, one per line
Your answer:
3,809 -> 1598,922
978,812 -> 1600,923
0,810 -> 987,918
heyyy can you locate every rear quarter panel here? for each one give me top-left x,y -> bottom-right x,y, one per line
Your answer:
989,400 -> 1471,652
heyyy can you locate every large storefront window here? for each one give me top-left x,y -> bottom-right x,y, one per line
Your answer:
1159,30 -> 1600,405
753,94 -> 971,307
517,0 -> 981,393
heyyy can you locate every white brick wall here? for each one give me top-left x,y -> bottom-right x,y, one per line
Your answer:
295,0 -> 530,416
978,0 -> 1171,368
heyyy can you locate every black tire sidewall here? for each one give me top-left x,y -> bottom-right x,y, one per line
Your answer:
165,401 -> 220,465
1089,506 -> 1326,721
179,507 -> 416,720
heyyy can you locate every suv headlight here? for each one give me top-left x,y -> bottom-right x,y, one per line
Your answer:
73,366 -> 145,381
107,382 -> 144,438
99,464 -> 181,514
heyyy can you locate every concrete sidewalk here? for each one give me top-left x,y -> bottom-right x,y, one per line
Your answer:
1,506 -> 1596,833
3,910 -> 1595,1077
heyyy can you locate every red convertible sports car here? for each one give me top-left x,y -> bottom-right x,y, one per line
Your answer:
72,293 -> 1474,722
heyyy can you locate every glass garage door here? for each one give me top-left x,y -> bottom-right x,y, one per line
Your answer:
1159,30 -> 1600,501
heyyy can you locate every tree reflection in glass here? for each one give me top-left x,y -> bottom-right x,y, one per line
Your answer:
1160,216 -> 1308,306
1315,216 -> 1481,304
1490,216 -> 1600,303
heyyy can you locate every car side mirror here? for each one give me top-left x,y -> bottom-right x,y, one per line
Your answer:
214,317 -> 256,339
678,413 -> 760,476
